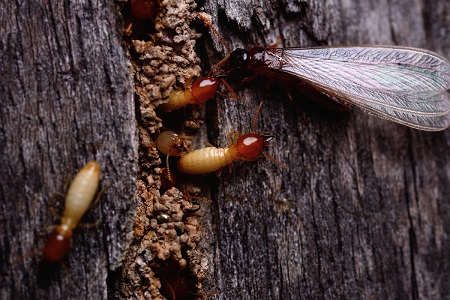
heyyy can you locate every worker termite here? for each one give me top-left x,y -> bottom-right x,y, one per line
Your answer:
156,130 -> 190,182
196,12 -> 450,131
177,102 -> 286,174
158,75 -> 236,112
42,161 -> 101,262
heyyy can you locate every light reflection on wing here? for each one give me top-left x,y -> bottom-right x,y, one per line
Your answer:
277,46 -> 450,131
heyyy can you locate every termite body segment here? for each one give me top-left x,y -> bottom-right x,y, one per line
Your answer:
159,76 -> 221,112
42,161 -> 101,262
177,133 -> 271,174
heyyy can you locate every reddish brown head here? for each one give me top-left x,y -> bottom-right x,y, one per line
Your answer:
190,76 -> 220,104
236,134 -> 274,160
42,231 -> 71,262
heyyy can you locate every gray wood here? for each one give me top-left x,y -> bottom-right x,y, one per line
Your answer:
1,0 -> 449,299
200,0 -> 450,299
0,1 -> 136,299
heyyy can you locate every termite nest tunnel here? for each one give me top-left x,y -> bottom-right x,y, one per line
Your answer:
112,1 -> 210,299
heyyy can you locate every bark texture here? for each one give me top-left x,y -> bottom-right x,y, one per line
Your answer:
0,0 -> 137,299
199,0 -> 450,299
1,0 -> 449,299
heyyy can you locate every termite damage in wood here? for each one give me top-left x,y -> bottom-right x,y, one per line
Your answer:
111,1 -> 209,299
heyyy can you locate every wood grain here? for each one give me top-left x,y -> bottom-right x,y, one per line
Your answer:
199,0 -> 450,299
0,1 -> 136,299
1,0 -> 449,299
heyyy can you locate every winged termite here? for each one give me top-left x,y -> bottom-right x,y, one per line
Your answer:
213,46 -> 450,131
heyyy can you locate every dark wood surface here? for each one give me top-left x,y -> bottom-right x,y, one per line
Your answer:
200,0 -> 450,299
1,0 -> 449,299
0,1 -> 137,299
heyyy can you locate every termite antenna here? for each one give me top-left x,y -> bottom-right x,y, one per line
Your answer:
166,155 -> 173,183
251,101 -> 264,133
262,151 -> 288,169
208,53 -> 232,76
195,12 -> 231,52
219,77 -> 238,100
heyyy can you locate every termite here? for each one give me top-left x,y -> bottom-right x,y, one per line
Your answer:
158,75 -> 236,112
177,102 -> 286,174
156,130 -> 189,182
42,161 -> 101,262
197,13 -> 450,131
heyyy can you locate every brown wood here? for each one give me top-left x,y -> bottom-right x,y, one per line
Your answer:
0,0 -> 137,299
199,0 -> 450,299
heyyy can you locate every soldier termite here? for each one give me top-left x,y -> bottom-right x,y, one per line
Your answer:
177,102 -> 286,174
158,75 -> 236,112
195,10 -> 450,131
42,161 -> 101,262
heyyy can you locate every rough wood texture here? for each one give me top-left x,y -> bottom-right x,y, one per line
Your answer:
1,0 -> 449,299
0,1 -> 136,299
199,0 -> 450,299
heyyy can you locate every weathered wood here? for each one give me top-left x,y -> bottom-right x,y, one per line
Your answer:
0,1 -> 136,299
1,0 -> 449,299
199,0 -> 450,299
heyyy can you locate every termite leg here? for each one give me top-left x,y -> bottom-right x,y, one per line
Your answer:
219,78 -> 238,100
226,126 -> 238,146
202,141 -> 215,148
90,182 -> 110,208
47,168 -> 73,218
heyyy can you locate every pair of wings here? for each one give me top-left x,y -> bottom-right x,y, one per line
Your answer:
271,46 -> 450,131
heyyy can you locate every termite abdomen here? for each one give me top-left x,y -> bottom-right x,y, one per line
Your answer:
159,76 -> 220,112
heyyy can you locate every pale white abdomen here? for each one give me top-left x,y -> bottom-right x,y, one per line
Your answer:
178,147 -> 238,174
159,90 -> 194,112
63,161 -> 101,227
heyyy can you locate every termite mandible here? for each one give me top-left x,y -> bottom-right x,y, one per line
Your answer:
197,13 -> 450,131
177,102 -> 286,174
42,161 -> 101,262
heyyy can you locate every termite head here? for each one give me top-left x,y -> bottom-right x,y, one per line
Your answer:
157,131 -> 188,156
228,48 -> 248,70
42,229 -> 72,262
191,76 -> 221,104
236,133 -> 273,160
